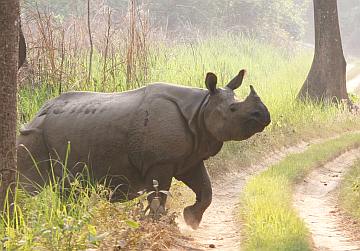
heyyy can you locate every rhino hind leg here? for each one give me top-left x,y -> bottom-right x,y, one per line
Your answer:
144,164 -> 175,215
17,131 -> 51,194
175,162 -> 212,230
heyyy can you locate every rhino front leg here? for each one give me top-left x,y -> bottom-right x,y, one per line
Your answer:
176,162 -> 212,229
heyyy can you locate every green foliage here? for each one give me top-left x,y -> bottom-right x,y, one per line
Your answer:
339,159 -> 360,220
349,93 -> 359,104
240,133 -> 360,251
0,152 -> 142,250
1,173 -> 104,250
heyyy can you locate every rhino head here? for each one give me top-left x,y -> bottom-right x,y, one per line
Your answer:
203,69 -> 271,142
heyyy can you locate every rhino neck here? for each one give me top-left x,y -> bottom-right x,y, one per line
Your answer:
196,95 -> 223,158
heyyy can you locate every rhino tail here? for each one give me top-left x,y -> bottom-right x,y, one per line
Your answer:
20,127 -> 41,136
20,100 -> 53,136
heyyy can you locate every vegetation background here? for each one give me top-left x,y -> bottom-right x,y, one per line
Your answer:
24,0 -> 360,52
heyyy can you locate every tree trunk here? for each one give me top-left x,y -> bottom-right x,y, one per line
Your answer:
298,0 -> 348,102
0,0 -> 20,209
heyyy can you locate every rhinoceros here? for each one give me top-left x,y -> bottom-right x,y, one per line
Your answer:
17,69 -> 270,229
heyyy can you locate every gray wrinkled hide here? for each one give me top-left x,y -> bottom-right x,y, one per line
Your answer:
17,84 -> 220,195
17,73 -> 270,229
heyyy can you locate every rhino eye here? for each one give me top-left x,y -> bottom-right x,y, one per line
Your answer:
230,105 -> 237,112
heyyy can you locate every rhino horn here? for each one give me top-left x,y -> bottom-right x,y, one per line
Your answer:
226,69 -> 246,90
250,85 -> 259,97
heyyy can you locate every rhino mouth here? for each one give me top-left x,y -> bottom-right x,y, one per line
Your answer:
241,119 -> 267,139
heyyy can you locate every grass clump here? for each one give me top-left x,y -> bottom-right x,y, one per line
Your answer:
0,178 -> 136,250
339,159 -> 360,220
0,163 -> 180,250
240,132 -> 360,251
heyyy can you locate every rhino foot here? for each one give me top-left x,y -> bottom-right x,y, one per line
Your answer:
183,206 -> 202,230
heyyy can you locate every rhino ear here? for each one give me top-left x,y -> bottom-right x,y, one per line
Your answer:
205,72 -> 218,94
226,69 -> 246,90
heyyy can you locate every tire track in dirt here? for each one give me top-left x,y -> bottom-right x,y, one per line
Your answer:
293,148 -> 360,251
173,141 -> 314,251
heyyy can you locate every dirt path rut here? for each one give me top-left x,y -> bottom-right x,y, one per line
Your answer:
175,142 -> 312,250
293,148 -> 360,251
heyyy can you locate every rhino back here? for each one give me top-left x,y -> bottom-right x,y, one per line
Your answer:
20,83 -> 211,184
40,89 -> 145,169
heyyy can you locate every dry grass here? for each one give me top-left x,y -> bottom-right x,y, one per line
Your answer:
21,0 -> 153,92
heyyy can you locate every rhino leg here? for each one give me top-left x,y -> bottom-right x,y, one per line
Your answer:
144,164 -> 175,214
176,162 -> 212,229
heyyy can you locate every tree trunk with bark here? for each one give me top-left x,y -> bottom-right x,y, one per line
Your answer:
0,0 -> 20,209
298,0 -> 348,102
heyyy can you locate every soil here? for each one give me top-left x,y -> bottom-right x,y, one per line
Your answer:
293,148 -> 360,251
172,141 -> 313,251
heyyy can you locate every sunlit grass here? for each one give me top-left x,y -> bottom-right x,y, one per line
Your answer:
339,159 -> 360,220
0,144 -> 143,250
1,174 -> 98,249
240,132 -> 360,251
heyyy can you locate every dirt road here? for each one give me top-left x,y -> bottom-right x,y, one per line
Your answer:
172,137 -> 360,251
293,149 -> 360,251
175,142 -> 312,250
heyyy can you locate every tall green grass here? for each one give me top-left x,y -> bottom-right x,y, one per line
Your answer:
339,159 -> 360,220
240,132 -> 360,251
0,145 -> 142,250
